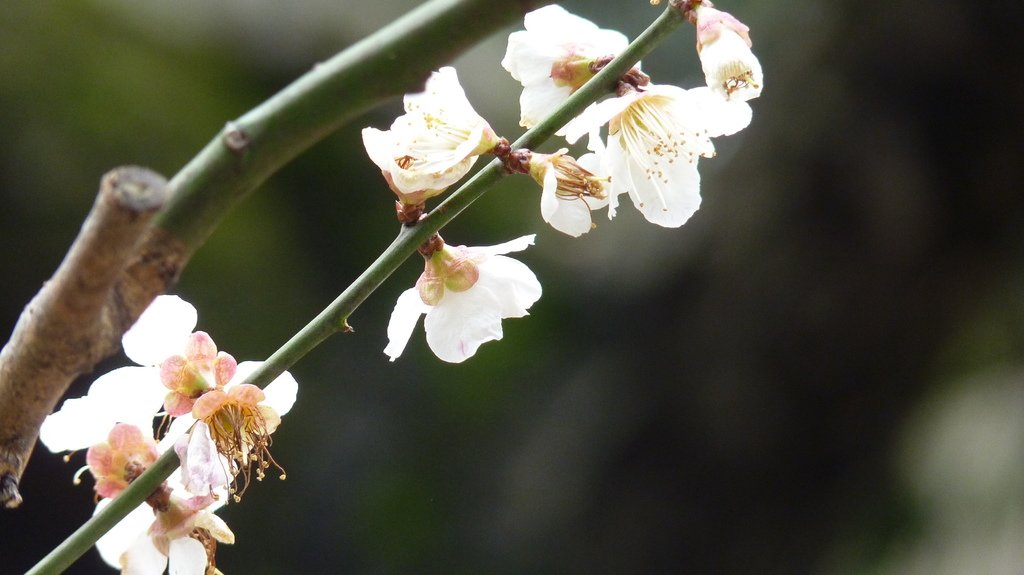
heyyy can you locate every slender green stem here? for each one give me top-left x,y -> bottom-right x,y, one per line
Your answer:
28,5 -> 685,574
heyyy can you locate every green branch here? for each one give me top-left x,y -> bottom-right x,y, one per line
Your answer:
159,0 -> 539,251
27,5 -> 685,574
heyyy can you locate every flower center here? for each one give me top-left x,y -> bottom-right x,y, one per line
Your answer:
202,402 -> 285,502
618,94 -> 711,187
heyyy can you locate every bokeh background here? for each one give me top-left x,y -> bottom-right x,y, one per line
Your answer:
3,0 -> 1024,573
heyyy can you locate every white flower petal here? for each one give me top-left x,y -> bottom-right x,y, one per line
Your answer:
175,422 -> 229,497
520,82 -> 573,128
160,414 -> 196,453
250,365 -> 299,416
403,66 -> 477,120
546,196 -> 598,237
40,396 -> 118,453
384,288 -> 431,361
195,510 -> 235,544
424,287 -> 504,363
539,168 -> 566,229
361,127 -> 395,174
522,4 -> 597,38
89,366 -> 166,429
502,34 -> 561,85
475,256 -> 543,318
468,234 -> 537,259
168,537 -> 207,575
688,86 -> 753,137
612,135 -> 702,227
121,534 -> 167,575
94,499 -> 157,569
122,295 -> 197,366
558,93 -> 638,145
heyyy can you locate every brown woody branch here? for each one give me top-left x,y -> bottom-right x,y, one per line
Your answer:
0,167 -> 178,508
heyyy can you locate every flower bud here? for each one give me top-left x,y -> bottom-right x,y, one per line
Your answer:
694,5 -> 763,101
441,247 -> 480,293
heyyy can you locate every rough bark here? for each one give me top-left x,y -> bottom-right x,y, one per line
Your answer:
0,167 -> 179,508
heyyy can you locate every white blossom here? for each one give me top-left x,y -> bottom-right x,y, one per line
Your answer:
362,67 -> 500,203
528,147 -> 610,237
385,236 -> 542,363
560,85 -> 751,228
502,4 -> 630,128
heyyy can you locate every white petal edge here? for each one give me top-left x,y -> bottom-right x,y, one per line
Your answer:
614,138 -> 703,228
168,537 -> 207,575
40,396 -> 119,453
384,288 -> 431,361
175,422 -> 229,497
468,234 -> 536,259
361,127 -> 396,173
232,361 -> 298,416
122,295 -> 197,366
688,86 -> 753,137
195,510 -> 235,544
423,287 -> 504,363
88,366 -> 166,430
94,500 -> 157,569
159,414 -> 196,453
475,256 -> 543,318
547,197 -> 597,237
559,93 -> 639,145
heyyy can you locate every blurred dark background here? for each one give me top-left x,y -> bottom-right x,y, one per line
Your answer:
3,0 -> 1024,573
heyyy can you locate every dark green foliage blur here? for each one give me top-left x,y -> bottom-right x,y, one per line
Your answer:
3,0 -> 1024,573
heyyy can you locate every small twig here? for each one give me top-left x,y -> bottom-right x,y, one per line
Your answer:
0,167 -> 169,508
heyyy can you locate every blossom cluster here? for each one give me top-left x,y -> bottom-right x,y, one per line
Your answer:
34,3 -> 762,572
41,296 -> 297,574
363,1 -> 763,363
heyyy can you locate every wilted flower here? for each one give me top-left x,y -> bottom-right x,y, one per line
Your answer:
528,148 -> 610,237
362,67 -> 501,204
85,423 -> 159,499
560,85 -> 751,227
692,4 -> 763,101
95,487 -> 233,575
502,4 -> 630,128
385,235 -> 542,363
170,361 -> 298,500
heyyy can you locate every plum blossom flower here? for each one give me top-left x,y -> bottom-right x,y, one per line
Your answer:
40,295 -> 200,453
692,4 -> 763,101
385,235 -> 542,363
95,486 -> 234,575
560,85 -> 752,228
527,147 -> 610,237
168,361 -> 298,500
86,423 -> 159,499
502,5 -> 630,128
362,67 -> 501,204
